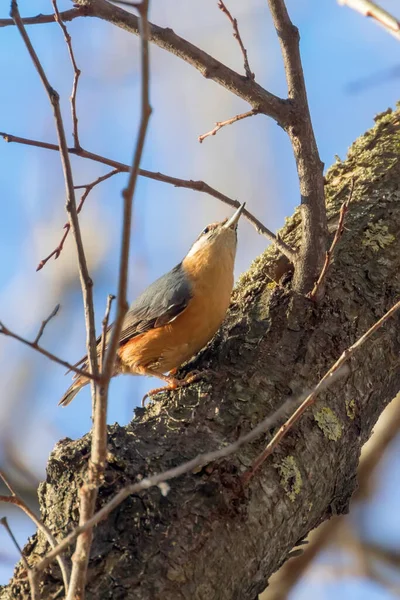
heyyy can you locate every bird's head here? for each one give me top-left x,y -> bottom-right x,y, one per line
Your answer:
185,203 -> 245,264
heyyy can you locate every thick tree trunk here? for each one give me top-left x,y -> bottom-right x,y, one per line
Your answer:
2,108 -> 400,600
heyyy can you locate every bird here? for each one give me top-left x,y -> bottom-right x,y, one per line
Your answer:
59,203 -> 245,406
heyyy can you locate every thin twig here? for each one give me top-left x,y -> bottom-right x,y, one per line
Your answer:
338,0 -> 400,41
0,132 -> 297,262
10,0 -> 99,380
37,168 -> 122,270
66,1 -> 151,597
0,8 -> 81,28
242,295 -> 400,485
34,368 -> 347,574
101,294 -> 115,370
267,0 -> 327,292
0,321 -> 96,380
0,470 -> 70,594
307,179 -> 354,301
217,0 -> 254,79
198,109 -> 258,143
33,304 -> 60,345
0,517 -> 39,600
51,0 -> 82,149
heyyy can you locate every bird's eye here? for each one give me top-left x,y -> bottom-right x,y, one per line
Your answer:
202,226 -> 210,235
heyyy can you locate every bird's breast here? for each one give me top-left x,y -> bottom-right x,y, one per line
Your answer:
119,258 -> 234,373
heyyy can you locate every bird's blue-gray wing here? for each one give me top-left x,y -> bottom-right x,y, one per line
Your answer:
118,262 -> 192,344
71,263 -> 192,369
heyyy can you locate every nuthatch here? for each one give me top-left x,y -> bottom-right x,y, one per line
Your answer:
59,203 -> 245,406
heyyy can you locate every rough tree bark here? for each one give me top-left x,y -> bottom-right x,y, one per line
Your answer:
2,107 -> 400,600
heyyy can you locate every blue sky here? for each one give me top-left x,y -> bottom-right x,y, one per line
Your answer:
0,0 -> 399,595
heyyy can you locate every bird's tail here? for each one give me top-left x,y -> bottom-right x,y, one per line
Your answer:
58,378 -> 89,407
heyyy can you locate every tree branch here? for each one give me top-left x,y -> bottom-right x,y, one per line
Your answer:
338,0 -> 400,41
243,293 -> 400,484
33,304 -> 60,345
0,517 -> 39,600
0,7 -> 82,28
267,0 -> 327,292
0,132 -> 297,262
0,470 -> 70,595
307,179 -> 354,301
37,168 -> 123,271
198,109 -> 258,143
0,320 -> 97,380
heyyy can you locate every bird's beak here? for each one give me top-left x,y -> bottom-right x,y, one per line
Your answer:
223,203 -> 246,230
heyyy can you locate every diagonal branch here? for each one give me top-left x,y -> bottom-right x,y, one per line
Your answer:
0,470 -> 70,595
307,179 -> 354,301
338,0 -> 400,41
1,517 -> 39,600
0,320 -> 97,380
33,303 -> 60,345
217,0 -> 254,80
198,109 -> 259,143
0,132 -> 297,262
37,168 -> 123,270
242,294 -> 400,484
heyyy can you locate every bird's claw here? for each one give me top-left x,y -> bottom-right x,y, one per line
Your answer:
141,369 -> 214,407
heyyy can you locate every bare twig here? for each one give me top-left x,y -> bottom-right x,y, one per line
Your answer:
242,295 -> 400,485
101,294 -> 115,370
33,304 -> 60,345
0,132 -> 297,262
34,368 -> 346,574
1,517 -> 39,600
0,8 -> 82,28
0,470 -> 70,594
338,0 -> 400,41
10,0 -> 99,381
0,320 -> 96,380
217,0 -> 254,79
37,168 -> 123,270
51,0 -> 82,149
198,109 -> 258,143
307,179 -> 354,301
267,0 -> 327,292
66,1 -> 151,597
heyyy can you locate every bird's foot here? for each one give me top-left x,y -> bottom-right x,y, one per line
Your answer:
141,370 -> 213,407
